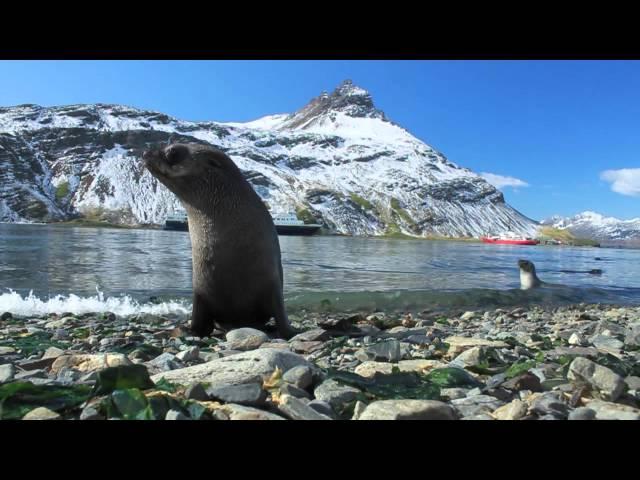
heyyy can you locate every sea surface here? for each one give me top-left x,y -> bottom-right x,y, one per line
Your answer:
1,223 -> 639,317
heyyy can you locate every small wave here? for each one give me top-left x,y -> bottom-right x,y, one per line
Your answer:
0,288 -> 191,317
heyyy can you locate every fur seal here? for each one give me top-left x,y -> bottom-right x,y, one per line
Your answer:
518,259 -> 601,290
518,259 -> 543,290
142,143 -> 298,339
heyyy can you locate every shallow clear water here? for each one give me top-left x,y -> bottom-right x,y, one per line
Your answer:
1,223 -> 639,315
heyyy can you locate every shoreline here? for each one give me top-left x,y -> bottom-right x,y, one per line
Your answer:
1,303 -> 639,420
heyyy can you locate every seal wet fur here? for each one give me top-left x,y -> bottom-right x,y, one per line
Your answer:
143,143 -> 298,339
518,259 -> 543,290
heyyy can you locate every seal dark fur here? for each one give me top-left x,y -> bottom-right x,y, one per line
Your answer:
143,143 -> 298,339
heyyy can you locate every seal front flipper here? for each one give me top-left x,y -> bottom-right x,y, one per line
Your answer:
190,292 -> 215,338
272,294 -> 300,340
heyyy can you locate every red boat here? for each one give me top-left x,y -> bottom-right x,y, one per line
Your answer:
481,232 -> 539,245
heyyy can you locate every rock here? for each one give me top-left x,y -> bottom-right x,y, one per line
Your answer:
567,357 -> 625,401
461,414 -> 495,420
444,336 -> 509,356
460,311 -> 476,321
290,341 -> 325,354
354,359 -> 444,379
280,383 -> 311,399
18,357 -> 57,371
51,354 -> 132,374
440,388 -> 470,400
289,328 -> 331,343
0,312 -> 12,321
492,400 -> 528,420
185,383 -> 209,401
586,400 -> 640,420
166,409 -> 190,420
624,376 -> 640,391
317,317 -> 353,331
590,335 -> 624,353
450,395 -> 504,417
625,325 -> 640,347
44,317 -> 74,329
42,347 -> 66,359
314,379 -> 361,412
352,400 -> 368,420
151,348 -> 314,387
502,372 -> 543,392
568,407 -> 596,420
449,346 -> 486,369
380,327 -> 428,340
530,392 -> 570,419
0,364 -> 16,383
282,365 -> 314,389
145,353 -> 183,373
359,400 -> 457,420
363,339 -> 401,362
277,394 -> 332,420
568,333 -> 586,346
308,400 -> 338,419
205,383 -> 267,407
176,347 -> 200,362
23,407 -> 61,420
15,369 -> 48,380
80,406 -> 104,420
225,328 -> 269,351
0,347 -> 16,355
547,346 -> 599,359
219,404 -> 286,420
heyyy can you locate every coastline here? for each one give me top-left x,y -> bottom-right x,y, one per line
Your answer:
1,303 -> 638,420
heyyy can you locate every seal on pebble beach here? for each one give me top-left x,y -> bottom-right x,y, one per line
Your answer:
143,143 -> 298,339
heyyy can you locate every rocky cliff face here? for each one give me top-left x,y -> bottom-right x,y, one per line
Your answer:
0,80 -> 539,237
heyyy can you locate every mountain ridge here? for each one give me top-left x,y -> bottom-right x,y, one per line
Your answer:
0,80 -> 539,238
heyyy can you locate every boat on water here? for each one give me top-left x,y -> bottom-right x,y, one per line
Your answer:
163,209 -> 321,236
481,231 -> 540,245
271,212 -> 322,236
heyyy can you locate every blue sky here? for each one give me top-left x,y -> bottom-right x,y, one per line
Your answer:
0,60 -> 638,221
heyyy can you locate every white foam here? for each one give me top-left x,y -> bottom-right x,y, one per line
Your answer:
0,288 -> 191,317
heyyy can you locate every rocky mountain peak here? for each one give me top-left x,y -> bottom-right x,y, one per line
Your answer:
278,79 -> 387,130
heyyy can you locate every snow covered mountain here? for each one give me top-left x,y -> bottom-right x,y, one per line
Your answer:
543,211 -> 640,240
0,80 -> 539,237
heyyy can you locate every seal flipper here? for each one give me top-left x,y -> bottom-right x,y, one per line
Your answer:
190,292 -> 215,338
272,294 -> 300,340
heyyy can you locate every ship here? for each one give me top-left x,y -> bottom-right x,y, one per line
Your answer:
480,231 -> 540,245
163,209 -> 321,236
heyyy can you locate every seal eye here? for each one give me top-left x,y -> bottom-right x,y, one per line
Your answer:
165,144 -> 190,166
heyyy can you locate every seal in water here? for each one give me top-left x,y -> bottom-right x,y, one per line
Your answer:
142,143 -> 298,339
518,259 -> 543,290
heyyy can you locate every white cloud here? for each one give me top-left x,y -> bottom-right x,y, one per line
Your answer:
480,172 -> 529,190
600,168 -> 640,197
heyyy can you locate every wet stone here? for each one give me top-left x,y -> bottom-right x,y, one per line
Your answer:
567,357 -> 625,402
280,383 -> 312,399
502,373 -> 542,392
277,394 -> 331,420
15,369 -> 48,380
530,392 -> 570,419
308,400 -> 338,419
185,383 -> 208,401
282,365 -> 314,390
80,406 -> 104,421
314,379 -> 361,411
363,339 -> 401,363
205,383 -> 268,407
450,395 -> 504,418
225,328 -> 269,351
166,409 -> 190,420
23,407 -> 62,420
359,400 -> 457,420
568,407 -> 596,420
290,341 -> 325,354
0,364 -> 16,383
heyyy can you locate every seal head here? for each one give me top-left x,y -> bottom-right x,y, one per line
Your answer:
518,259 -> 542,290
143,143 -> 298,339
